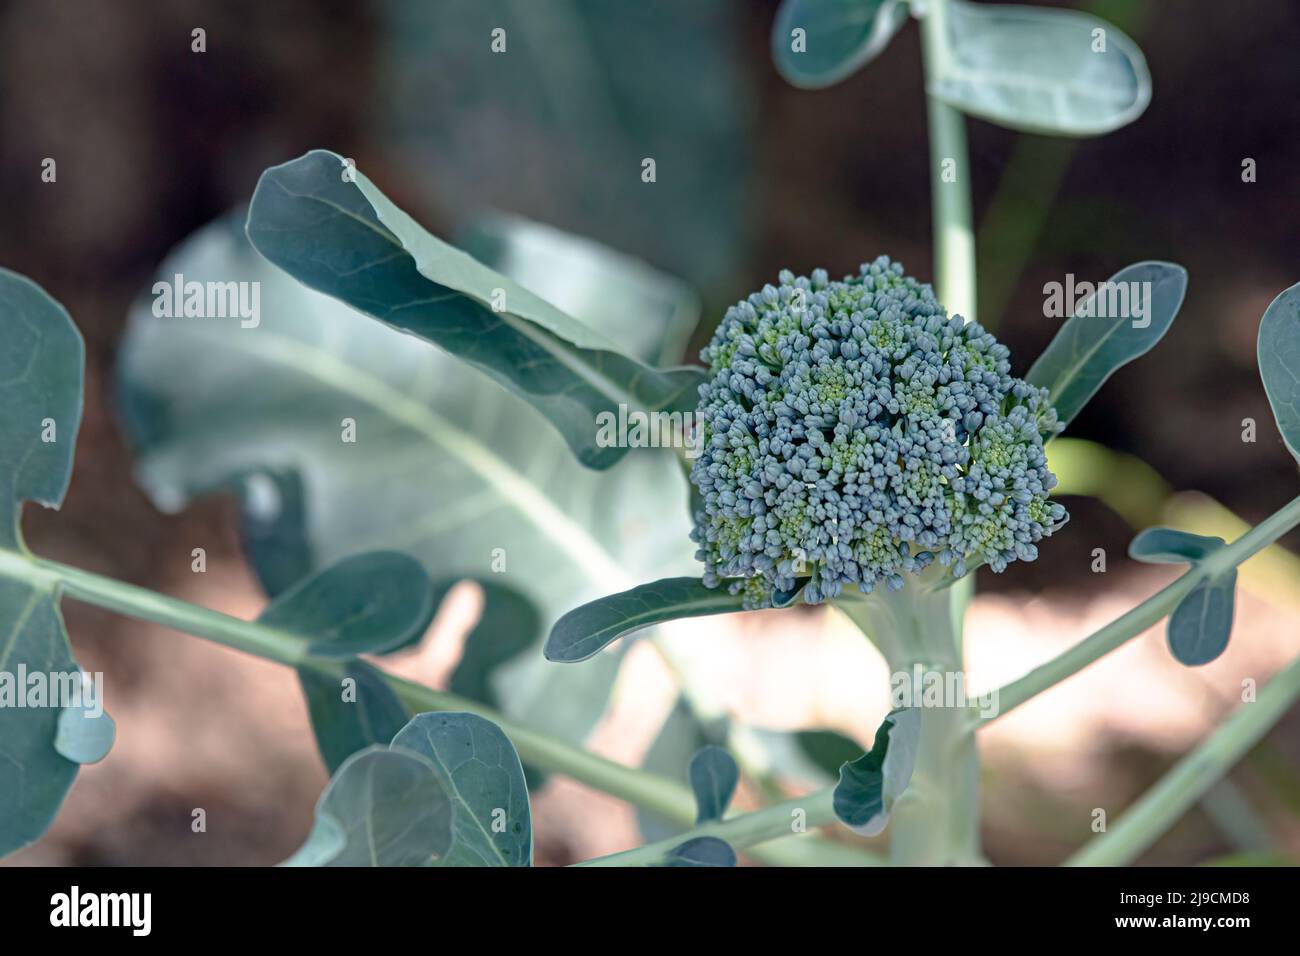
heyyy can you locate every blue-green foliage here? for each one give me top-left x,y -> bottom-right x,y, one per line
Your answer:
663,836 -> 737,867
1129,527 -> 1237,666
688,746 -> 739,824
690,257 -> 1067,607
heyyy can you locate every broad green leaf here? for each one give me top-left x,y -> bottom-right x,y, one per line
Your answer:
257,551 -> 434,658
771,0 -> 909,89
546,577 -> 747,663
0,269 -> 85,858
255,551 -> 429,772
1257,281 -> 1300,465
931,1 -> 1151,135
689,745 -> 739,824
1168,571 -> 1237,667
1026,262 -> 1187,430
280,810 -> 347,866
297,662 -> 410,774
832,708 -> 920,837
392,712 -> 532,866
118,215 -> 696,765
283,746 -> 455,866
448,215 -> 692,774
286,713 -> 532,867
663,836 -> 737,867
637,696 -> 729,842
245,149 -> 705,470
458,212 -> 699,367
1129,528 -> 1225,565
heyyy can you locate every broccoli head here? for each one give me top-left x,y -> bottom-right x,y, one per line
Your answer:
689,256 -> 1068,608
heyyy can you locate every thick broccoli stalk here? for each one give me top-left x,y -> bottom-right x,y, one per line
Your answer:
690,256 -> 1068,609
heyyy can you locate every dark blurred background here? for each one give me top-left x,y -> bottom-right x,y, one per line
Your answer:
2,0 -> 1298,865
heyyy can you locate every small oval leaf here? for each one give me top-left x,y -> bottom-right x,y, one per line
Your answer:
1168,571 -> 1237,667
931,0 -> 1151,135
0,269 -> 86,857
1257,282 -> 1300,465
545,577 -> 747,663
258,551 -> 435,659
1026,261 -> 1187,431
771,0 -> 909,89
637,696 -> 729,842
662,836 -> 737,867
1129,527 -> 1224,565
54,698 -> 116,766
688,745 -> 740,824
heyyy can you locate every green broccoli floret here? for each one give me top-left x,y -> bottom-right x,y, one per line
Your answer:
690,257 -> 1068,609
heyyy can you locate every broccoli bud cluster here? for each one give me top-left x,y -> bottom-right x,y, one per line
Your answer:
689,256 -> 1067,608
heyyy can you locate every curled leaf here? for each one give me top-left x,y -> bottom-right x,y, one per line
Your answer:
832,709 -> 920,837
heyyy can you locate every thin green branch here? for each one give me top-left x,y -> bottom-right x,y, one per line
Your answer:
1066,652 -> 1300,866
4,552 -> 874,866
574,789 -> 882,867
44,558 -> 312,667
920,0 -> 976,323
973,494 -> 1300,728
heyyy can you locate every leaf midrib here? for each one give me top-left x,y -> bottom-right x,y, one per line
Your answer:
217,330 -> 636,590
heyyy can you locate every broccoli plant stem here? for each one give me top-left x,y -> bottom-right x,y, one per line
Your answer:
837,569 -> 984,866
573,789 -> 869,868
919,0 -> 976,325
828,0 -> 986,867
580,494 -> 1300,865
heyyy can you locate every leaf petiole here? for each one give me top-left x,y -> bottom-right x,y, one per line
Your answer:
972,494 -> 1300,728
